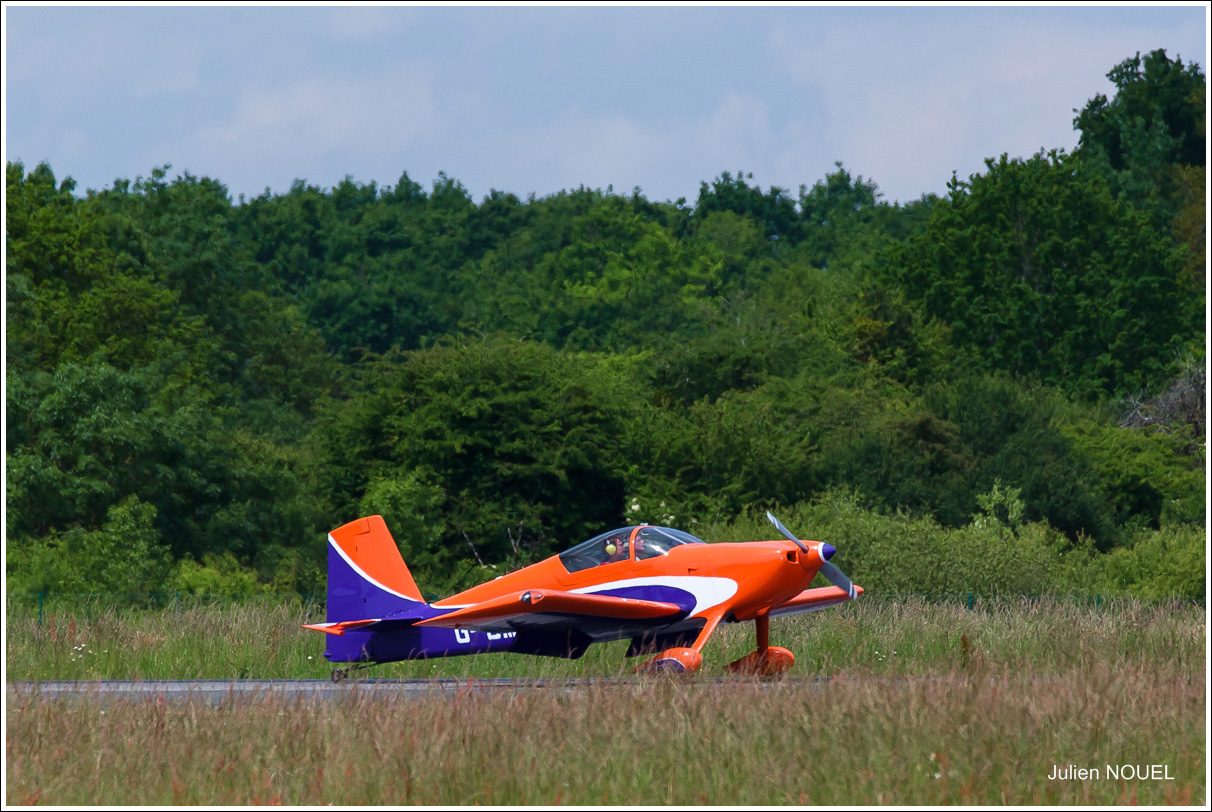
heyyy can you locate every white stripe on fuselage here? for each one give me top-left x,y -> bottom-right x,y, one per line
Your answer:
329,535 -> 422,602
570,576 -> 738,618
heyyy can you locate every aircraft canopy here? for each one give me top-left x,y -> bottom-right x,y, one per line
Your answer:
558,524 -> 706,573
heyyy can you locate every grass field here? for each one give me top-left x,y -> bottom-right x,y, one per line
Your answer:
6,594 -> 1205,680
5,596 -> 1206,804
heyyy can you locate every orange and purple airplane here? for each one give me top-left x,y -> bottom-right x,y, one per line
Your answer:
305,512 -> 861,680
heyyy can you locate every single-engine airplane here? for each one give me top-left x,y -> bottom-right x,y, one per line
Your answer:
305,512 -> 861,680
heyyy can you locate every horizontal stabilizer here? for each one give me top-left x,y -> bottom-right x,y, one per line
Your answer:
417,589 -> 683,632
303,619 -> 381,636
303,612 -> 430,636
769,584 -> 864,618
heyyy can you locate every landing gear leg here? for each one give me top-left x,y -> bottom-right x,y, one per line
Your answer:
637,610 -> 726,674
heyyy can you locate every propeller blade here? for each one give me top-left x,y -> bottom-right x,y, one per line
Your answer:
766,511 -> 811,554
766,511 -> 858,599
819,561 -> 858,600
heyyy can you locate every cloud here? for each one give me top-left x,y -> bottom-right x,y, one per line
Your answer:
693,93 -> 773,171
5,6 -> 1204,202
132,62 -> 200,100
182,65 -> 437,191
320,7 -> 416,43
767,12 -> 1206,201
448,92 -> 793,204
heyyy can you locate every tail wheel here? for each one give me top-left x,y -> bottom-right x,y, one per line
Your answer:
331,668 -> 348,683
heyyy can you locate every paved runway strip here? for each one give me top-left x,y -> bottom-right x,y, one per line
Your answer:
8,678 -> 576,704
7,676 -> 858,704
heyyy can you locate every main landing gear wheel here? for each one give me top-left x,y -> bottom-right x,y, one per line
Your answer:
636,646 -> 703,674
726,646 -> 796,676
725,612 -> 796,676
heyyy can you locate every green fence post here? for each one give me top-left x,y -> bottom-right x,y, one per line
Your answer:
38,590 -> 44,626
967,593 -> 974,611
1096,594 -> 1101,611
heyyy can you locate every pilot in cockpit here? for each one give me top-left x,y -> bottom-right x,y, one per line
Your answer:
603,534 -> 629,563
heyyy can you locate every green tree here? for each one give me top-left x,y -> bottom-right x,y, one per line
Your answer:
8,495 -> 170,596
797,163 -> 880,269
923,374 -> 1113,545
316,338 -> 640,569
882,151 -> 1195,397
1075,49 -> 1205,172
1075,50 -> 1206,243
693,171 -> 799,241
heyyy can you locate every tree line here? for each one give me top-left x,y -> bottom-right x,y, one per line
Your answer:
6,49 -> 1205,599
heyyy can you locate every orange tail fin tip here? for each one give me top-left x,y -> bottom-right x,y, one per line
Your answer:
329,515 -> 424,602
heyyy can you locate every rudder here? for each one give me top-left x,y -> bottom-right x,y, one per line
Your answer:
326,515 -> 425,622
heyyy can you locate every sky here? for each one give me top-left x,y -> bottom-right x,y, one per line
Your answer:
3,4 -> 1207,206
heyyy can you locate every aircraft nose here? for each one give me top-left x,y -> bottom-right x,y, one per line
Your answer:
820,543 -> 836,562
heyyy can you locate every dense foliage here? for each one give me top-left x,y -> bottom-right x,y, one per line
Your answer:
6,49 -> 1205,598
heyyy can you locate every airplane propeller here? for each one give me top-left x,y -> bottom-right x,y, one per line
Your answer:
766,511 -> 858,600
766,511 -> 811,555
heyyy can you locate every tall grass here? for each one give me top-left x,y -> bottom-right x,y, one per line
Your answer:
6,595 -> 1205,682
6,664 -> 1204,805
7,597 -> 1203,804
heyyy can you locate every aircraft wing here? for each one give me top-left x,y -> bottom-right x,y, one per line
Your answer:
413,589 -> 684,634
769,584 -> 864,618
